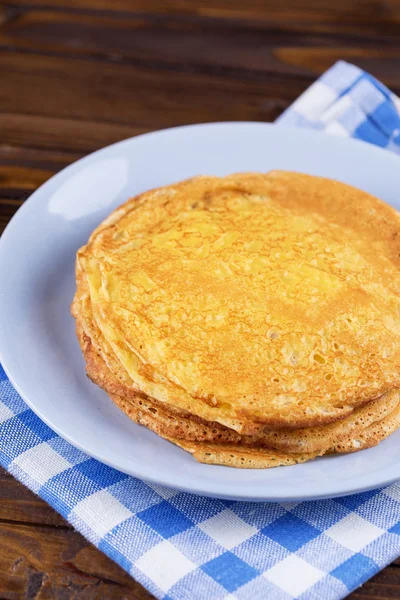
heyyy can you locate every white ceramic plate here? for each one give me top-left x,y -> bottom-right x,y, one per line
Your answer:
1,122 -> 400,502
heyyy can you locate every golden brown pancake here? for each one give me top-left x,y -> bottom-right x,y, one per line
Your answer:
106,388 -> 400,469
72,171 -> 400,467
78,321 -> 400,457
169,398 -> 400,468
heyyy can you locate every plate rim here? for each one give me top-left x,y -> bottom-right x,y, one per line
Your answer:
1,121 -> 400,502
3,119 -> 400,240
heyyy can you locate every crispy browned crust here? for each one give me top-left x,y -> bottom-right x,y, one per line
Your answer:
329,403 -> 400,453
168,439 -> 323,469
169,402 -> 400,467
106,388 -> 400,469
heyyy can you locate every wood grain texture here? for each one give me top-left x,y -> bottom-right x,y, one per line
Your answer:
0,469 -> 152,599
0,0 -> 400,598
3,0 -> 400,27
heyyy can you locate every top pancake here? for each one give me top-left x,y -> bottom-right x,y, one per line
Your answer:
74,172 -> 400,432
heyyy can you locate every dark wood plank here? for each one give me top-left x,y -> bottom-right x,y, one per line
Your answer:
0,10 -> 344,76
0,524 -> 151,598
0,157 -> 57,232
349,565 -> 400,599
0,4 -> 16,25
1,9 -> 400,82
0,50 -> 398,151
0,164 -> 52,188
0,7 -> 398,101
275,47 -> 400,87
0,469 -> 68,527
0,164 -> 53,231
3,0 -> 400,31
2,7 -> 400,71
0,144 -> 82,170
0,51 -> 297,134
0,113 -> 148,154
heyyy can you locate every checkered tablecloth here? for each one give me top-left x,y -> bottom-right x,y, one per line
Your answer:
1,61 -> 400,600
276,60 -> 400,152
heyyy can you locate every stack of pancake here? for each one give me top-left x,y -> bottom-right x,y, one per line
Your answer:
72,172 -> 400,468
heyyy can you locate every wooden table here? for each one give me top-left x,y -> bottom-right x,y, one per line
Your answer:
1,1 -> 400,597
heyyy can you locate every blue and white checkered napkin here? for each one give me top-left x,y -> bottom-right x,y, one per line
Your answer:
277,60 -> 400,152
2,61 -> 400,600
